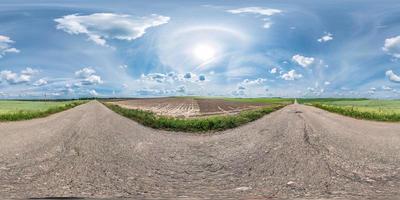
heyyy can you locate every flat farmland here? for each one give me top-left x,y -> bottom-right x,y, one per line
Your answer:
110,97 -> 275,117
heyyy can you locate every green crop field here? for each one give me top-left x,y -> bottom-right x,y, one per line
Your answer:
0,100 -> 88,121
302,99 -> 400,121
0,101 -> 73,114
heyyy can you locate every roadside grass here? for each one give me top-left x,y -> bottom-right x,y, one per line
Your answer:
0,100 -> 88,121
304,99 -> 400,122
104,103 -> 287,132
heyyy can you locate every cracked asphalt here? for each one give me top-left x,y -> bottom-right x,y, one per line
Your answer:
0,101 -> 399,199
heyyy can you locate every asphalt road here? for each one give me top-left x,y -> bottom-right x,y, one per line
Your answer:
0,101 -> 399,199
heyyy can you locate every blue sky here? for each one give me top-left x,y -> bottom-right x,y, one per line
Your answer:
1,0 -> 400,99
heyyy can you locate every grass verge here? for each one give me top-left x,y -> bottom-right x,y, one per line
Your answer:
311,103 -> 400,122
104,103 -> 286,132
0,101 -> 88,121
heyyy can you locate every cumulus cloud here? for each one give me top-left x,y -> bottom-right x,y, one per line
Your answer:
55,13 -> 170,46
317,33 -> 333,43
281,70 -> 303,80
270,67 -> 277,74
386,70 -> 400,82
227,7 -> 282,29
241,78 -> 267,86
75,67 -> 103,85
381,85 -> 392,91
140,72 -> 204,84
81,75 -> 102,85
75,67 -> 95,78
292,54 -> 315,68
324,81 -> 331,85
89,89 -> 98,96
21,67 -> 39,75
382,35 -> 400,58
33,78 -> 48,86
0,67 -> 38,85
0,35 -> 20,58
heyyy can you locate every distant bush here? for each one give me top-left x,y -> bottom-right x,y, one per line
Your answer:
0,101 -> 87,121
311,103 -> 400,122
105,103 -> 286,132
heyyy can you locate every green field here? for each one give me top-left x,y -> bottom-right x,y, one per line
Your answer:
303,99 -> 400,121
0,100 -> 88,121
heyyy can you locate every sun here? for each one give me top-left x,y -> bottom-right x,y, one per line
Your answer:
193,44 -> 216,61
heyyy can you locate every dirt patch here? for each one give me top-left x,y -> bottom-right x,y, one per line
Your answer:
196,98 -> 267,116
110,98 -> 269,118
111,97 -> 200,117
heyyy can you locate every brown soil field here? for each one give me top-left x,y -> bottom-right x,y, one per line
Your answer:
111,97 -> 269,117
196,98 -> 267,116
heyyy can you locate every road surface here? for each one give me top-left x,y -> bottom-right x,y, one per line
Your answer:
0,101 -> 399,199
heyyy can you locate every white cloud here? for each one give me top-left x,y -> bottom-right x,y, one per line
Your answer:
119,64 -> 128,69
241,78 -> 267,86
33,78 -> 48,86
382,35 -> 400,58
324,81 -> 331,85
140,72 -> 203,84
55,13 -> 170,46
381,85 -> 392,91
21,67 -> 38,75
386,70 -> 400,82
89,89 -> 98,96
270,67 -> 277,74
0,68 -> 38,85
262,18 -> 273,29
75,67 -> 95,78
227,7 -> 282,29
0,35 -> 20,58
317,33 -> 333,43
82,75 -> 103,85
281,70 -> 303,80
75,67 -> 103,85
292,54 -> 315,68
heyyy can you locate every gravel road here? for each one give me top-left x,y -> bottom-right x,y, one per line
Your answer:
0,101 -> 399,199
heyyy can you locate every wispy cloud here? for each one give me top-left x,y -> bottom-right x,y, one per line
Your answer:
227,7 -> 282,29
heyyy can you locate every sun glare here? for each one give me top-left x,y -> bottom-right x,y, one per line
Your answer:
193,44 -> 216,61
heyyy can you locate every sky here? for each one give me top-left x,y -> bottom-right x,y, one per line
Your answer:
1,0 -> 400,99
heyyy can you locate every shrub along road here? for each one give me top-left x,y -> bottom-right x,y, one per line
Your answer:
0,101 -> 399,199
